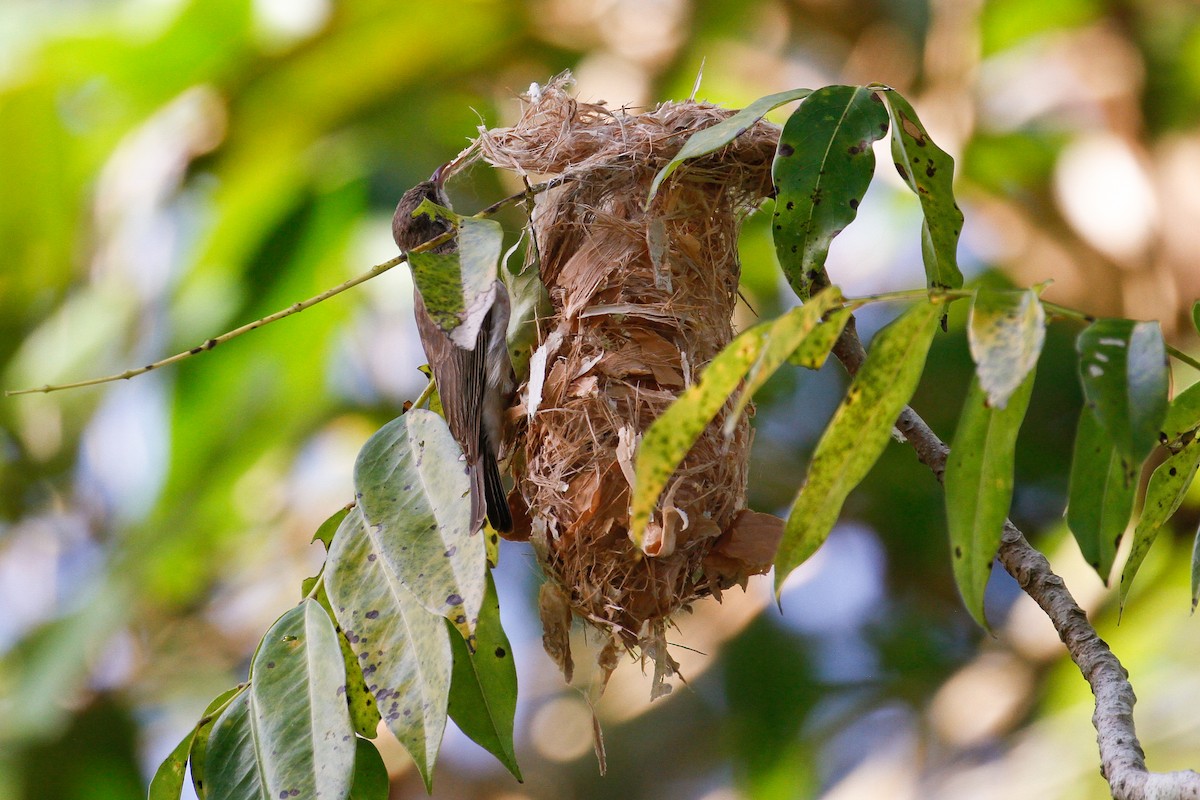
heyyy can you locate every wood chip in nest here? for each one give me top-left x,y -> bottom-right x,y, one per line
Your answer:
476,73 -> 785,692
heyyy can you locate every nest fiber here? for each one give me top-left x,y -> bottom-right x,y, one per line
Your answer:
476,76 -> 782,679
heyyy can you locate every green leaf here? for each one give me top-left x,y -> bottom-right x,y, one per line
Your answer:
151,685 -> 246,800
772,85 -> 890,300
201,693 -> 258,800
1077,319 -> 1169,463
407,211 -> 503,348
188,685 -> 248,800
1191,523 -> 1200,614
967,288 -> 1045,408
1066,404 -> 1137,583
945,368 -> 1036,628
149,725 -> 199,800
878,90 -> 965,291
1163,381 -> 1200,445
312,506 -> 351,550
206,600 -> 355,800
348,738 -> 390,800
1118,438 -> 1200,609
775,301 -> 942,591
325,508 -> 452,790
647,87 -> 813,203
447,571 -> 521,780
354,409 -> 486,637
312,582 -> 382,740
1192,300 -> 1199,336
630,287 -> 847,545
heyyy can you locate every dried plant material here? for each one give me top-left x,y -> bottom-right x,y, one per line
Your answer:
475,73 -> 778,684
702,510 -> 786,595
639,622 -> 682,701
596,637 -> 623,695
588,697 -> 607,776
539,582 -> 575,683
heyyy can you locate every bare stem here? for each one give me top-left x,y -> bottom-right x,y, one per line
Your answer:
832,320 -> 1200,800
1167,344 -> 1200,373
5,178 -> 562,397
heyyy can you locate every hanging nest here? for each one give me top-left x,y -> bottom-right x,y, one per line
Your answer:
475,75 -> 784,689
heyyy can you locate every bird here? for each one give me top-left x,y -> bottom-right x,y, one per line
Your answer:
392,164 -> 515,533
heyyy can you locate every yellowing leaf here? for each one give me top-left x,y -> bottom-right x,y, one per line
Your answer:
630,287 -> 846,546
1118,438 -> 1200,610
775,301 -> 942,592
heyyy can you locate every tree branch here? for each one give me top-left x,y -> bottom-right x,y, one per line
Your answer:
832,320 -> 1200,800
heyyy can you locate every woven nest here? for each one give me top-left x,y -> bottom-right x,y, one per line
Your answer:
475,75 -> 783,687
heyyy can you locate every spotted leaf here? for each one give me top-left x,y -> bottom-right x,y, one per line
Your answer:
326,508 -> 452,791
772,85 -> 890,300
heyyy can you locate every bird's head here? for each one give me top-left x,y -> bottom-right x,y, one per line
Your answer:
392,163 -> 455,253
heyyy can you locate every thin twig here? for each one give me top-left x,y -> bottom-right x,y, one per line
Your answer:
1167,344 -> 1200,373
6,252 -> 409,396
6,177 -> 565,397
832,318 -> 1200,800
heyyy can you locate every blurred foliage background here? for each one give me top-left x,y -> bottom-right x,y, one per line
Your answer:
2,0 -> 1200,798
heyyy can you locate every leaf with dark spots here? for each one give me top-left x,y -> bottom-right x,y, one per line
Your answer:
772,85 -> 890,300
878,90 -> 964,291
446,572 -> 521,780
1119,437 -> 1200,609
206,602 -> 354,800
631,288 -> 847,544
776,301 -> 941,591
1162,381 -> 1200,446
354,410 -> 485,639
326,508 -> 452,791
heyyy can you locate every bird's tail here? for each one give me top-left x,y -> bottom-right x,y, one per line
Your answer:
481,451 -> 512,533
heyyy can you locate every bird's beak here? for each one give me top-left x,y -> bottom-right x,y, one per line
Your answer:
430,162 -> 451,189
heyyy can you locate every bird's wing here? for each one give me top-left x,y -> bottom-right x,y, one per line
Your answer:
413,288 -> 487,464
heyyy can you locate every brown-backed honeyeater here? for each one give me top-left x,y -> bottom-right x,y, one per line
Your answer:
392,164 -> 515,533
